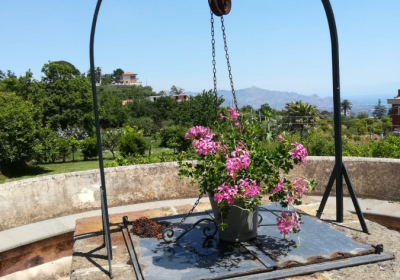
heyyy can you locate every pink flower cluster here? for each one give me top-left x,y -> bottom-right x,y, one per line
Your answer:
239,178 -> 260,198
271,177 -> 308,203
185,126 -> 212,140
271,177 -> 284,193
228,108 -> 240,121
289,142 -> 308,165
292,177 -> 307,198
225,146 -> 251,178
214,184 -> 237,204
276,212 -> 301,235
184,126 -> 219,155
214,178 -> 260,205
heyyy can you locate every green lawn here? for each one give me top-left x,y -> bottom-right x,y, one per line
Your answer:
0,146 -> 175,184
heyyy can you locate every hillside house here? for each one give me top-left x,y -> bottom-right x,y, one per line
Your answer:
146,96 -> 162,102
387,89 -> 400,135
145,94 -> 190,102
171,94 -> 189,102
122,100 -> 133,105
117,72 -> 142,86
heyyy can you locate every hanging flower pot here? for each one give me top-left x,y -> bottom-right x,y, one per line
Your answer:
209,195 -> 258,242
178,108 -> 316,245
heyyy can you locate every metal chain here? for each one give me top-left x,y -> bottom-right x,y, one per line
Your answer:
173,192 -> 204,228
220,16 -> 238,112
211,10 -> 218,120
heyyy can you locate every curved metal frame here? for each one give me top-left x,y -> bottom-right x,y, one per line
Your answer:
318,0 -> 368,234
88,1 -> 369,277
162,218 -> 218,243
89,0 -> 114,278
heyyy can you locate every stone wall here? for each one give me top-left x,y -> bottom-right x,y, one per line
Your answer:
290,156 -> 400,200
0,162 -> 197,231
1,157 -> 400,231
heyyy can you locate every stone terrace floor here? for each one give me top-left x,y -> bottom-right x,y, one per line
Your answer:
70,196 -> 400,280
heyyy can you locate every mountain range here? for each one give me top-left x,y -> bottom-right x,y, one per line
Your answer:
187,86 -> 391,114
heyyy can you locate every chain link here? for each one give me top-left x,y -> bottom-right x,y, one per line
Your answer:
173,192 -> 204,228
211,10 -> 218,120
220,16 -> 238,112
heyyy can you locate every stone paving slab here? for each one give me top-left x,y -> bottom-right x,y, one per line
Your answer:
0,198 -> 202,253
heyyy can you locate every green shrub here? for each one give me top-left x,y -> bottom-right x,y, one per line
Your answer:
118,130 -> 148,157
302,130 -> 334,156
372,135 -> 400,158
56,138 -> 71,162
159,126 -> 191,153
81,137 -> 98,160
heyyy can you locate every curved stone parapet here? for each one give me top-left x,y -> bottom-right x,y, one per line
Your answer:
0,162 -> 197,231
289,156 -> 400,201
1,157 -> 400,231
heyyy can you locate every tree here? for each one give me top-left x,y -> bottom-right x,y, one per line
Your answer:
153,96 -> 176,125
101,74 -> 112,85
127,117 -> 159,135
372,99 -> 387,119
52,61 -> 81,76
0,70 -> 5,80
241,105 -> 254,113
87,66 -> 102,84
260,103 -> 272,113
33,126 -> 58,163
102,129 -> 123,159
39,62 -> 94,131
6,70 -> 16,79
81,137 -> 98,160
186,90 -> 224,127
68,136 -> 81,162
112,68 -> 124,83
170,85 -> 184,95
284,101 -> 319,137
0,93 -> 40,174
118,126 -> 148,157
159,126 -> 191,153
98,91 -> 129,128
341,99 -> 352,116
56,138 -> 71,163
356,112 -> 369,119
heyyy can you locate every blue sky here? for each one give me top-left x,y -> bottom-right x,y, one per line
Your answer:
1,0 -> 399,101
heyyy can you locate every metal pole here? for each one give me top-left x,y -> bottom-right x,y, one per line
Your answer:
90,0 -> 113,277
321,0 -> 343,222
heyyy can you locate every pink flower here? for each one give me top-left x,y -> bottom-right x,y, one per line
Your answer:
271,177 -> 284,193
228,108 -> 240,121
185,126 -> 219,155
289,142 -> 308,165
239,178 -> 260,198
215,184 -> 238,204
276,212 -> 301,235
235,122 -> 239,127
225,147 -> 251,178
278,135 -> 283,143
219,114 -> 224,120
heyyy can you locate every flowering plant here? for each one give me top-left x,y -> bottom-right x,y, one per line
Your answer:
178,108 -> 316,238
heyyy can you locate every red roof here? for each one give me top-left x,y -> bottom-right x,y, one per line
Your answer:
122,72 -> 137,75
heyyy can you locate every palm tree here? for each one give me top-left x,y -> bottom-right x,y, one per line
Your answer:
284,101 -> 319,137
341,99 -> 352,116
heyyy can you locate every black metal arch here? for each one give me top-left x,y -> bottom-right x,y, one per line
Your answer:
89,0 -> 113,278
318,0 -> 368,234
88,0 -> 368,277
